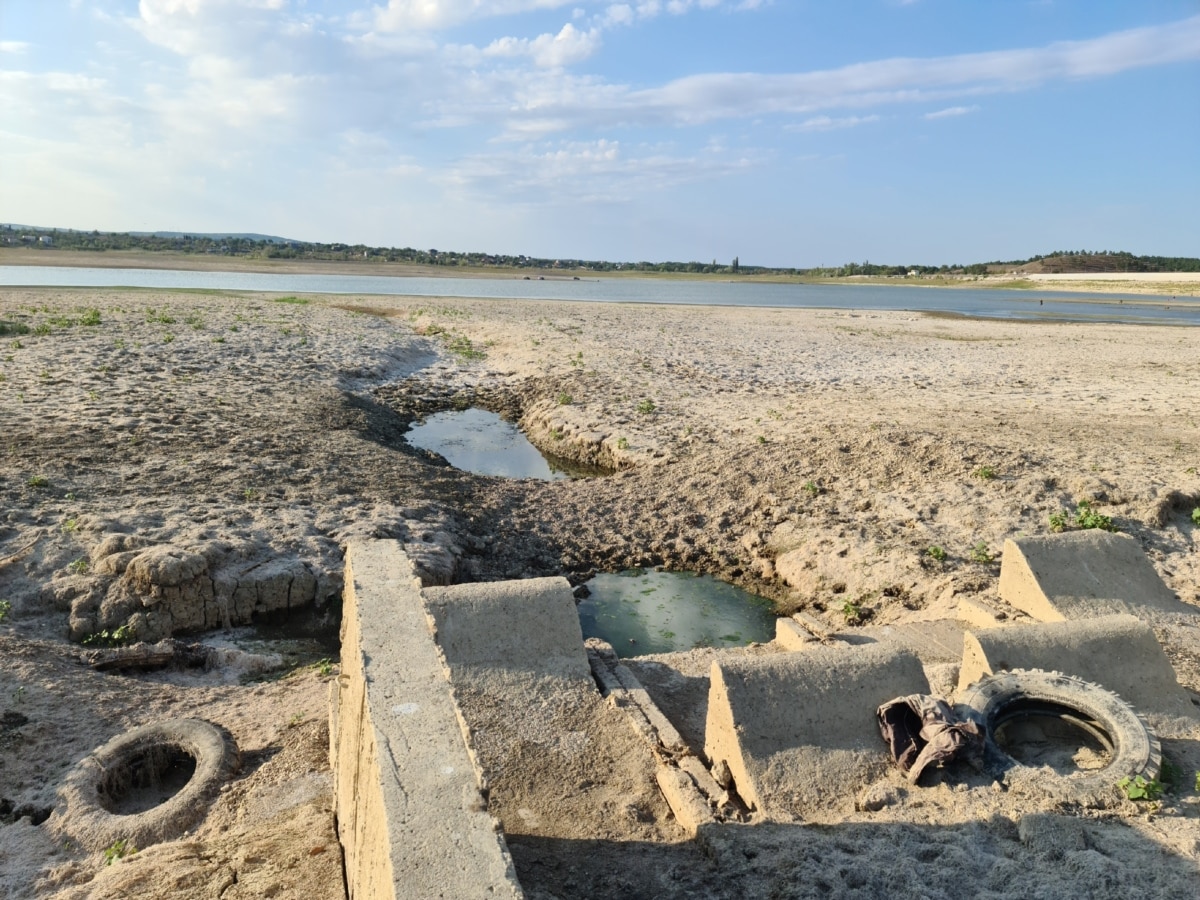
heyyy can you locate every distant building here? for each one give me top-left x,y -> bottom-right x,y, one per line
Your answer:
39,235 -> 53,246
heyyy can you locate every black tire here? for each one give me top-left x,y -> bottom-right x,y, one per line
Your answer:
51,718 -> 238,852
958,669 -> 1160,807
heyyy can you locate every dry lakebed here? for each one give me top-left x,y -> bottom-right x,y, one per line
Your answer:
2,284 -> 1200,898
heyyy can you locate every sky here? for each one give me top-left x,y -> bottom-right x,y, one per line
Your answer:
1,1 -> 1198,267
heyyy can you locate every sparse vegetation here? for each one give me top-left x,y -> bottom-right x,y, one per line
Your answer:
0,599 -> 11,622
842,599 -> 864,625
969,542 -> 993,563
1118,774 -> 1163,802
1191,507 -> 1200,526
1074,500 -> 1116,532
67,557 -> 89,575
926,545 -> 947,562
82,624 -> 136,647
636,399 -> 656,415
273,296 -> 309,305
557,392 -> 572,405
972,465 -> 997,480
802,480 -> 821,497
103,839 -> 136,865
27,475 -> 49,489
616,437 -> 629,450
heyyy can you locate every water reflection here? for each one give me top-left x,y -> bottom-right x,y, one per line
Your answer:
578,569 -> 776,657
404,407 -> 600,480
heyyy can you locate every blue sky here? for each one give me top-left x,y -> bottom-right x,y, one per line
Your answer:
1,1 -> 1197,266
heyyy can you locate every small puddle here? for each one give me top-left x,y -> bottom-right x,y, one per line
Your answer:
578,569 -> 776,657
404,407 -> 603,480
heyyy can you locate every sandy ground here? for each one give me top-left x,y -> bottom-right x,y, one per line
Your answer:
3,286 -> 1200,897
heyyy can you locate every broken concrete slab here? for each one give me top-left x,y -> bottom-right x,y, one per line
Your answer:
956,613 -> 1198,726
331,540 -> 523,900
704,643 -> 928,819
423,577 -> 590,683
774,617 -> 816,650
999,531 -> 1194,623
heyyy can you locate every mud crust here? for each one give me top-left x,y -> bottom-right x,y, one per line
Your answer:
958,669 -> 1161,807
50,718 -> 239,852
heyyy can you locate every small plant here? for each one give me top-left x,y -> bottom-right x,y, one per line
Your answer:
636,399 -> 656,415
1191,507 -> 1200,526
442,333 -> 485,360
103,839 -> 136,865
616,437 -> 629,450
273,295 -> 309,305
556,392 -> 572,405
756,435 -> 767,444
570,351 -> 583,367
972,465 -> 997,480
27,475 -> 48,489
1049,510 -> 1069,533
62,518 -> 78,533
926,545 -> 947,562
0,599 -> 11,622
1118,774 -> 1163,802
1159,758 -> 1183,791
842,599 -> 867,625
81,624 -> 136,647
316,658 -> 334,677
288,713 -> 306,727
33,323 -> 52,336
67,557 -> 89,575
163,333 -> 175,343
550,428 -> 565,441
802,480 -> 821,497
969,541 -> 993,564
1194,771 -> 1200,792
1075,500 -> 1116,532
78,308 -> 101,326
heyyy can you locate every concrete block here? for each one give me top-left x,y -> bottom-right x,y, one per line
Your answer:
423,577 -> 590,683
775,617 -> 816,650
704,644 -> 928,817
999,532 -> 1192,622
957,596 -> 1004,629
655,765 -> 715,836
332,541 -> 523,900
957,613 -> 1197,723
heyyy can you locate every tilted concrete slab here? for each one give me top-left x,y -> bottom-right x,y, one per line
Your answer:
957,613 -> 1199,727
423,577 -> 590,684
704,644 -> 928,818
999,531 -> 1193,622
330,541 -> 523,900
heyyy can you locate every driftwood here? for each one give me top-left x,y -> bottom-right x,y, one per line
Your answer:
84,639 -> 213,672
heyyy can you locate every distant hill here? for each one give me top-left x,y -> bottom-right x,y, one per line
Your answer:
1010,251 -> 1200,275
128,231 -> 298,244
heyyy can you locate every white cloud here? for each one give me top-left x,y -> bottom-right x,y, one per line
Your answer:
924,104 -> 979,119
371,0 -> 575,31
0,41 -> 31,54
788,114 -> 880,132
484,23 -> 602,67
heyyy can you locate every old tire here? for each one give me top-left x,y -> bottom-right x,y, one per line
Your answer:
958,669 -> 1160,807
51,718 -> 238,851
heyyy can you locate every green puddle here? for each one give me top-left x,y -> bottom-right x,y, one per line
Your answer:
578,569 -> 776,658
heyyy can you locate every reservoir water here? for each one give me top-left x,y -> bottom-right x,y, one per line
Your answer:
2,265 -> 1197,325
577,569 -> 777,657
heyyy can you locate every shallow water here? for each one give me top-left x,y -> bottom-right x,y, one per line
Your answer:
578,569 -> 776,657
3,264 -> 1196,324
404,407 -> 600,479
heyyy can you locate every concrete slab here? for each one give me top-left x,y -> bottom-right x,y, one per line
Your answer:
331,541 -> 523,900
999,531 -> 1193,622
853,620 -> 967,665
423,577 -> 590,683
704,644 -> 928,818
957,613 -> 1198,725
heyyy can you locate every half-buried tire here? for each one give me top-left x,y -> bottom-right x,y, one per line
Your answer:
50,718 -> 238,851
958,668 -> 1160,807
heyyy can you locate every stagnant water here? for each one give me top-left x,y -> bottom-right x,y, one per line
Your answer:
578,569 -> 776,657
404,407 -> 603,479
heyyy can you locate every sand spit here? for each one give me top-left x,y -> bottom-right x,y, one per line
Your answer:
2,287 -> 1200,897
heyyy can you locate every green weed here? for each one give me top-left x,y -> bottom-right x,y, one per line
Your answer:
1048,510 -> 1069,533
616,437 -> 629,450
802,480 -> 821,497
273,296 -> 309,305
926,545 -> 947,562
842,600 -> 865,625
969,542 -> 993,564
81,624 -> 136,647
636,399 -> 656,415
103,839 -> 136,865
1191,507 -> 1200,526
972,465 -> 997,480
27,475 -> 48,489
756,435 -> 767,444
557,392 -> 572,405
78,308 -> 101,326
1075,500 -> 1116,532
1118,774 -> 1163,802
67,557 -> 89,575
0,599 -> 11,622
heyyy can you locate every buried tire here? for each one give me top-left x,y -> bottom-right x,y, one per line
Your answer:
50,718 -> 238,852
958,669 -> 1160,807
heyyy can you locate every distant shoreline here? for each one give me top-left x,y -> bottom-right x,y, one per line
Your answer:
2,247 -> 1198,296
